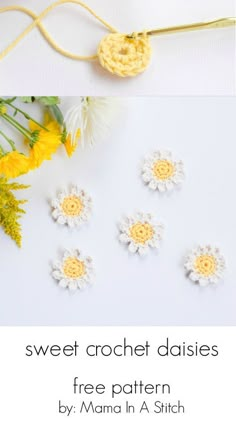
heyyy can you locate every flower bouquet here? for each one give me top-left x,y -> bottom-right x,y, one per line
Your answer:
0,96 -> 117,246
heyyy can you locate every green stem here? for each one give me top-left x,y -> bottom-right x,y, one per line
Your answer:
0,144 -> 6,155
1,98 -> 49,132
49,104 -> 65,127
4,96 -> 17,104
0,130 -> 16,150
1,114 -> 33,141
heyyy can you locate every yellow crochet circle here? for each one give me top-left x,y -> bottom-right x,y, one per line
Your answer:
98,33 -> 152,77
194,255 -> 217,277
153,160 -> 175,180
129,222 -> 154,245
63,257 -> 85,279
61,195 -> 83,216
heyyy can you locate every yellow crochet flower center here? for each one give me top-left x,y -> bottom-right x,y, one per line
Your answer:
61,196 -> 83,217
129,222 -> 154,245
63,257 -> 85,279
194,255 -> 217,277
153,160 -> 175,181
98,33 -> 152,77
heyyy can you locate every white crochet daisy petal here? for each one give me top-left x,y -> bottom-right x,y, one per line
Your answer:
52,270 -> 63,281
138,246 -> 149,256
59,279 -> 69,288
119,233 -> 130,244
128,242 -> 138,253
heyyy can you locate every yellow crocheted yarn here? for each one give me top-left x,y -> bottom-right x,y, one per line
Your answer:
129,222 -> 154,245
98,33 -> 152,77
61,195 -> 83,217
63,257 -> 86,278
153,160 -> 175,181
194,255 -> 217,277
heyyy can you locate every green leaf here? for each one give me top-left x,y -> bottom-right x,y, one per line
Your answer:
35,96 -> 60,106
48,104 -> 64,126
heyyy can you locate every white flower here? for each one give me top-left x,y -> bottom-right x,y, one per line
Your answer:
119,212 -> 164,255
64,104 -> 82,147
142,150 -> 185,192
51,186 -> 92,228
64,97 -> 119,146
184,245 -> 226,286
52,249 -> 95,291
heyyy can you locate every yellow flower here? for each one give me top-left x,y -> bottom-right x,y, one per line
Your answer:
28,119 -> 62,169
64,129 -> 81,157
0,151 -> 30,178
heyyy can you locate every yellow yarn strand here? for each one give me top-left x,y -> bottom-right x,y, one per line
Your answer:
0,0 -> 119,61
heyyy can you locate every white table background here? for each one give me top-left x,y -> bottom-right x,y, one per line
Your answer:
0,0 -> 235,96
0,96 -> 235,326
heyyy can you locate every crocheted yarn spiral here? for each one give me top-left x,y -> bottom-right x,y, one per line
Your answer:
97,33 -> 152,77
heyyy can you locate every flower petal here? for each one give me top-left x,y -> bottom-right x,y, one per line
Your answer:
59,278 -> 68,288
67,218 -> 75,228
68,281 -> 78,291
52,209 -> 60,219
148,180 -> 158,190
198,277 -> 209,287
52,270 -> 63,280
57,215 -> 66,225
209,276 -> 219,285
128,242 -> 138,253
189,272 -> 199,282
142,172 -> 152,183
157,183 -> 166,192
138,246 -> 148,256
51,199 -> 60,208
119,233 -> 130,244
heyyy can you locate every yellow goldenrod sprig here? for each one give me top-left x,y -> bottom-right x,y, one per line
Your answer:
0,177 -> 29,247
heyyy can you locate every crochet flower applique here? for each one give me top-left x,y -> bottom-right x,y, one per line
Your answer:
142,150 -> 185,192
52,249 -> 95,291
119,212 -> 164,256
51,186 -> 92,228
184,245 -> 226,286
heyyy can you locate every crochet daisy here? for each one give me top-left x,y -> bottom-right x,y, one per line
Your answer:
52,249 -> 95,291
142,150 -> 185,192
51,186 -> 92,228
119,212 -> 164,255
184,245 -> 226,286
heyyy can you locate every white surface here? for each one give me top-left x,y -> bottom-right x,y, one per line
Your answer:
1,327 -> 236,420
0,97 -> 236,326
0,0 -> 235,95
